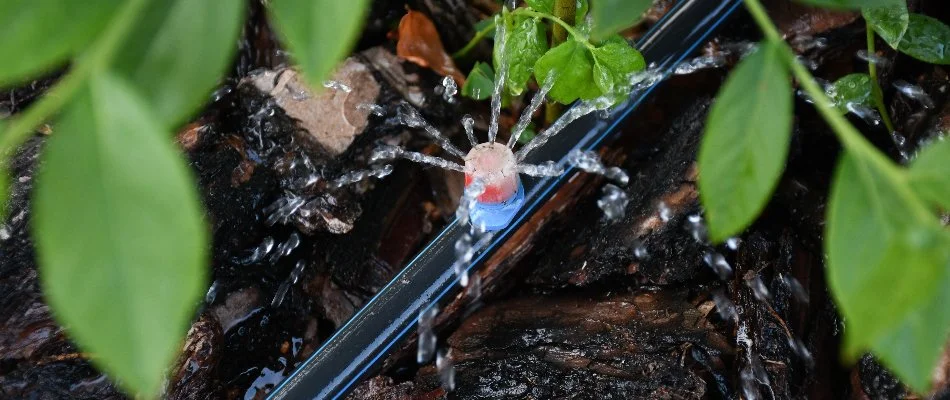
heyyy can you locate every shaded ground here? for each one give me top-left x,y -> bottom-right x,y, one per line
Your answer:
1,1 -> 949,399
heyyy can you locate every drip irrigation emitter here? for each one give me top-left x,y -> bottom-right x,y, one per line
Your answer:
464,142 -> 525,230
268,0 -> 743,398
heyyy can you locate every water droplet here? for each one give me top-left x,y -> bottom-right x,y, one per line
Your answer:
746,274 -> 771,302
787,337 -> 815,368
631,240 -> 649,260
856,49 -> 890,67
686,214 -> 708,243
517,161 -> 564,177
703,251 -> 733,280
726,237 -> 741,251
417,306 -> 439,363
356,103 -> 385,116
466,273 -> 482,299
205,281 -> 219,304
323,80 -> 352,93
441,76 -> 458,103
271,281 -> 291,308
233,237 -> 275,265
673,54 -> 727,75
436,348 -> 456,391
658,202 -> 673,222
711,289 -> 737,321
846,102 -> 882,127
597,184 -> 628,220
268,232 -> 300,264
893,80 -> 935,109
780,274 -> 809,304
462,115 -> 477,147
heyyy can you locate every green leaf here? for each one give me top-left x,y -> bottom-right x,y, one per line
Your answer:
0,0 -> 122,86
518,124 -> 537,144
896,14 -> 950,65
590,0 -> 652,41
591,35 -> 645,101
827,73 -> 873,113
0,120 -> 5,215
526,0 -> 554,13
873,266 -> 950,393
111,0 -> 244,128
527,0 -> 587,20
270,0 -> 372,89
495,15 -> 548,96
826,152 -> 950,393
698,41 -> 793,242
461,62 -> 495,100
33,73 -> 207,397
533,40 -> 602,104
862,3 -> 909,49
908,138 -> 950,210
576,0 -> 590,21
796,0 -> 903,10
475,18 -> 496,39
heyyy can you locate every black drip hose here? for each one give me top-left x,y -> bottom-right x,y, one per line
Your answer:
269,0 -> 743,398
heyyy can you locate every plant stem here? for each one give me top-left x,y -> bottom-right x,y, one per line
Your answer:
531,1 -> 575,125
551,0 -> 577,44
743,0 -> 894,168
453,19 -> 497,59
0,0 -> 149,157
516,9 -> 592,49
866,21 -> 896,133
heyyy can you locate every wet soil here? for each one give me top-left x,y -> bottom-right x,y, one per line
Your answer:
1,1 -> 949,399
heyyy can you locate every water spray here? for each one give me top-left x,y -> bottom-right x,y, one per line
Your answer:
267,1 -> 743,398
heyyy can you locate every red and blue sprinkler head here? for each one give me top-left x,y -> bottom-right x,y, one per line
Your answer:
462,142 -> 525,231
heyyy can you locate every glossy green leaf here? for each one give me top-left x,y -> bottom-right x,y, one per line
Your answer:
526,0 -> 589,21
270,0 -> 372,89
495,15 -> 548,96
462,62 -> 495,100
533,40 -> 602,104
591,35 -> 645,101
796,0 -> 902,10
33,73 -> 207,397
826,152 -> 950,392
111,0 -> 244,128
827,73 -> 873,113
590,0 -> 652,41
897,14 -> 950,65
863,3 -> 909,48
526,0 -> 554,13
576,0 -> 590,20
698,41 -> 793,242
908,138 -> 950,210
0,0 -> 122,86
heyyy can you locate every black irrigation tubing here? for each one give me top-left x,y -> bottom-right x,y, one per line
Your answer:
269,0 -> 744,398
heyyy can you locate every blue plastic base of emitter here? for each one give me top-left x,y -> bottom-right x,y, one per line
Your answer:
470,180 -> 526,231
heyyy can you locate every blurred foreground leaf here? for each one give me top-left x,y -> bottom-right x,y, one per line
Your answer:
33,73 -> 207,397
699,41 -> 793,242
112,0 -> 245,128
826,152 -> 950,392
0,0 -> 121,86
270,0 -> 372,89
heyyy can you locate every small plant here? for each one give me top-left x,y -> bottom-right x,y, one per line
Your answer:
457,0 -> 654,107
697,0 -> 950,392
0,0 -> 371,397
